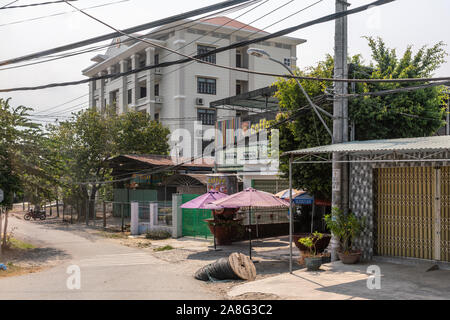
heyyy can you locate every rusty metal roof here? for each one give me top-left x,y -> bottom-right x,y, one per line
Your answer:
283,136 -> 450,156
113,154 -> 214,168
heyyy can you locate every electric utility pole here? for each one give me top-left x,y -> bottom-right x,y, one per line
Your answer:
331,0 -> 350,261
446,89 -> 450,136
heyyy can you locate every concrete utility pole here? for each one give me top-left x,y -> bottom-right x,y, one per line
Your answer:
446,92 -> 450,136
331,0 -> 350,261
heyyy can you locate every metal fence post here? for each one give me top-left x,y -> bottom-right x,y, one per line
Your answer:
86,200 -> 89,226
121,203 -> 124,232
103,201 -> 106,229
76,200 -> 80,222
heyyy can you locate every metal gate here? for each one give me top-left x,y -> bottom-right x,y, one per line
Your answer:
441,167 -> 450,262
376,166 -> 450,262
181,194 -> 213,239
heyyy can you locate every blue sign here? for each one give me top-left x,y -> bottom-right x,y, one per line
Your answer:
293,193 -> 314,205
294,198 -> 314,205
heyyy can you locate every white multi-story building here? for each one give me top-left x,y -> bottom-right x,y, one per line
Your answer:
82,17 -> 305,155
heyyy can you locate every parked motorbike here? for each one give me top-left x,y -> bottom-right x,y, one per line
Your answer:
24,209 -> 46,221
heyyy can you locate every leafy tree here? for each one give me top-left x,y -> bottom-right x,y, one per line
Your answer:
0,98 -> 46,208
275,37 -> 447,200
49,108 -> 170,218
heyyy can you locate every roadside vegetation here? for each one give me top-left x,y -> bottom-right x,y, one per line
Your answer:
153,245 -> 174,252
275,37 -> 448,199
0,101 -> 170,246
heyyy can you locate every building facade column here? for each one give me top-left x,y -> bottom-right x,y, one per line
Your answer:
98,72 -> 105,114
145,47 -> 155,118
106,66 -> 113,112
130,54 -> 138,108
119,59 -> 128,114
89,78 -> 96,110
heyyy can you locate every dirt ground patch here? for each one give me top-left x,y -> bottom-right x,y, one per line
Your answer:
95,231 -> 302,299
0,263 -> 44,279
0,235 -> 68,278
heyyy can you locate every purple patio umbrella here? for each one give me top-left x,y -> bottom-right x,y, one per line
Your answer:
211,188 -> 289,259
180,191 -> 228,209
180,191 -> 228,250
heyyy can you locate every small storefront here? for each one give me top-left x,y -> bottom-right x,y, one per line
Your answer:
284,136 -> 450,263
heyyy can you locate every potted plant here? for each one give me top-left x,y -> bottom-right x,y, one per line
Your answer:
205,218 -> 243,245
298,232 -> 324,271
204,208 -> 243,245
324,207 -> 364,264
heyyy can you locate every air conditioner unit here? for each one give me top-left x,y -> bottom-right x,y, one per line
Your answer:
154,68 -> 162,75
195,98 -> 204,106
155,96 -> 163,104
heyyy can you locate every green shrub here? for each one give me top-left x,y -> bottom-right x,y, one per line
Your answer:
145,230 -> 172,240
153,245 -> 174,252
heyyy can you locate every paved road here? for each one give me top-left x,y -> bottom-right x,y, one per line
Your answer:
0,215 -> 219,300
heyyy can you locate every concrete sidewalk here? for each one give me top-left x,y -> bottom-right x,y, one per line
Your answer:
228,261 -> 450,300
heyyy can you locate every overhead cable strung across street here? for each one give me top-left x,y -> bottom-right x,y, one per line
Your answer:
332,81 -> 450,98
0,0 -> 77,9
160,0 -> 319,78
0,0 -> 19,9
26,1 -> 262,117
0,0 -> 260,71
4,0 -> 443,95
0,0 -> 131,28
64,101 -> 318,186
0,0 -> 254,66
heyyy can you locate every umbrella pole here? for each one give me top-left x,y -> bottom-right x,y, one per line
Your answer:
249,208 -> 252,260
289,155 -> 293,274
213,213 -> 217,251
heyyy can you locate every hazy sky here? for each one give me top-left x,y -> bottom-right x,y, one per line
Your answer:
0,0 -> 449,122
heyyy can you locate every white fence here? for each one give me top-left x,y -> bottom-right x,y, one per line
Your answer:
130,201 -> 175,236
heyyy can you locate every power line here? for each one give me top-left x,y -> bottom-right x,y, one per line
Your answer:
0,0 -> 19,9
0,0 -> 406,93
0,0 -> 77,10
334,81 -> 450,98
0,0 -> 131,28
68,103 -> 314,185
32,93 -> 89,115
21,3 -> 262,118
0,1 -> 259,71
163,0 -> 323,80
0,0 -> 253,66
161,0 -> 272,61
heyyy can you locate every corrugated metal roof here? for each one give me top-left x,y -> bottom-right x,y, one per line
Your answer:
283,136 -> 450,156
119,155 -> 214,168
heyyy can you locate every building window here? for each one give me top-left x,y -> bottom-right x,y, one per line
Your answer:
127,89 -> 132,104
284,58 -> 291,67
154,54 -> 159,65
197,108 -> 216,126
154,113 -> 159,122
154,83 -> 159,97
236,50 -> 242,68
236,80 -> 248,95
197,77 -> 216,95
138,54 -> 146,68
126,58 -> 132,72
197,45 -> 216,64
